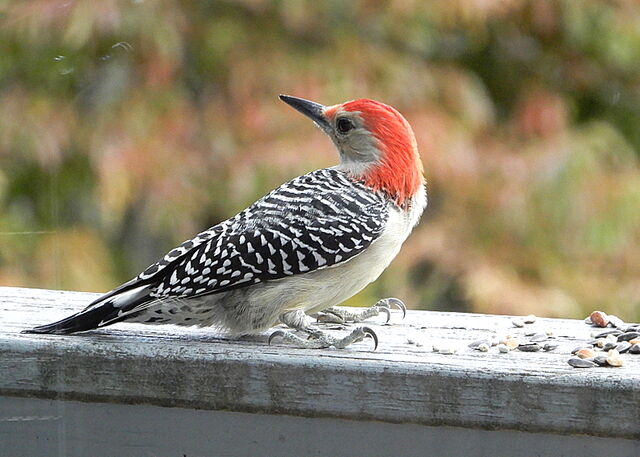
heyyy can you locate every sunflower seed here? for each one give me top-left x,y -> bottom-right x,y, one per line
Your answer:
608,315 -> 625,328
530,333 -> 548,343
543,343 -> 558,351
523,314 -> 537,324
617,332 -> 640,342
595,329 -> 622,338
629,344 -> 640,354
568,358 -> 596,368
616,342 -> 632,353
468,339 -> 490,349
512,318 -> 524,328
571,346 -> 587,355
592,355 -> 609,366
518,343 -> 541,352
497,344 -> 509,353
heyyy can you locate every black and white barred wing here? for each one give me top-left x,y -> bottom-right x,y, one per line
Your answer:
148,169 -> 390,297
89,169 -> 390,307
151,201 -> 389,298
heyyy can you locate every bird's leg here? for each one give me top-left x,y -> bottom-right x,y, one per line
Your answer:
315,297 -> 407,324
268,309 -> 378,350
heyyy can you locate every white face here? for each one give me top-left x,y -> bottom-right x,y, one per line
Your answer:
325,109 -> 383,175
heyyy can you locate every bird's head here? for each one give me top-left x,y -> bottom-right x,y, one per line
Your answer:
280,95 -> 424,207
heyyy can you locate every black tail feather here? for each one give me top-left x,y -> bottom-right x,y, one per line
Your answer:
21,304 -> 124,335
22,286 -> 153,335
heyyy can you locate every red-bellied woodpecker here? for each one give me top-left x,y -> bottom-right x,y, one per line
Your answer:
24,95 -> 427,350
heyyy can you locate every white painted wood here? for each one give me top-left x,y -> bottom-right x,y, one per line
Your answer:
1,286 -> 639,440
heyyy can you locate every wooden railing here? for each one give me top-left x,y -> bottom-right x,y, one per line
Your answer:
1,287 -> 639,456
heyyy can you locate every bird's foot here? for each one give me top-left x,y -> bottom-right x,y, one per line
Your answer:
268,326 -> 378,350
315,297 -> 406,324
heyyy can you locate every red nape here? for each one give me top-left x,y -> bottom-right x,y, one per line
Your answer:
342,99 -> 424,207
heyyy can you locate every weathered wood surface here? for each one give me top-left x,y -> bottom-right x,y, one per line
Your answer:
1,286 -> 639,439
4,397 -> 640,457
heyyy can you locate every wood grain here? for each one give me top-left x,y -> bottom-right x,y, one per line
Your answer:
1,286 -> 639,438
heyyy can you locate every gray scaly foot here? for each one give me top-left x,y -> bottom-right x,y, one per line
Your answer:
316,297 -> 407,324
268,326 -> 378,350
268,309 -> 379,350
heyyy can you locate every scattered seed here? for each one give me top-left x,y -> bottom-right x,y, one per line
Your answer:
568,357 -> 596,368
468,339 -> 490,349
629,344 -> 640,354
603,342 -> 617,351
518,343 -> 541,352
505,337 -> 519,350
617,332 -> 640,342
576,348 -> 596,359
590,311 -> 609,328
595,339 -> 606,348
524,330 -> 536,337
530,333 -> 548,342
545,330 -> 555,337
497,344 -> 509,353
595,329 -> 622,338
608,315 -> 625,328
571,346 -> 586,355
543,343 -> 558,351
512,318 -> 524,328
615,342 -> 631,353
592,355 -> 609,366
477,343 -> 490,352
523,314 -> 537,324
606,349 -> 624,367
439,346 -> 458,355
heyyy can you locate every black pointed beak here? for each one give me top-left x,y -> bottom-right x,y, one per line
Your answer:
279,94 -> 331,131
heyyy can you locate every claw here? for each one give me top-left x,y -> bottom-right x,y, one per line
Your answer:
361,326 -> 379,351
379,307 -> 391,323
383,298 -> 407,320
268,330 -> 286,345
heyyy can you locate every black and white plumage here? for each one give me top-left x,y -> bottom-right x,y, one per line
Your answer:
25,168 -> 395,334
25,95 -> 427,347
150,168 -> 389,296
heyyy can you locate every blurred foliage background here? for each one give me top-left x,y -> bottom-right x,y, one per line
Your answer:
1,0 -> 639,320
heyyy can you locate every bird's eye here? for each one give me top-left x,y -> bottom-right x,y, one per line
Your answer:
336,118 -> 354,134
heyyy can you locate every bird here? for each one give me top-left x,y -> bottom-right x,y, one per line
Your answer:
24,95 -> 427,350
